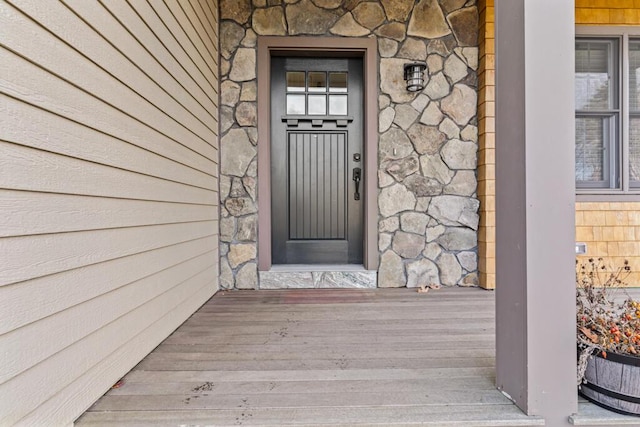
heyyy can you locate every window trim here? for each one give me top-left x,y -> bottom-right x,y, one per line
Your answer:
576,26 -> 640,198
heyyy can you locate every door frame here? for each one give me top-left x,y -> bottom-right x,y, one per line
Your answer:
256,36 -> 378,271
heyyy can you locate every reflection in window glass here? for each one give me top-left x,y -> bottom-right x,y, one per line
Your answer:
308,72 -> 326,92
286,72 -> 305,92
308,95 -> 326,115
329,72 -> 348,92
329,95 -> 347,115
575,116 -> 609,183
286,94 -> 306,115
631,117 -> 640,182
630,41 -> 640,112
575,40 -> 617,111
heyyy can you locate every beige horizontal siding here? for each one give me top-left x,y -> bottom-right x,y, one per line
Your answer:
0,0 -> 219,425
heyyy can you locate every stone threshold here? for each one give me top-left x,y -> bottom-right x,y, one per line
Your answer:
259,264 -> 377,289
569,401 -> 640,425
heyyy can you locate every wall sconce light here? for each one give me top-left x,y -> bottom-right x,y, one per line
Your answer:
403,62 -> 427,92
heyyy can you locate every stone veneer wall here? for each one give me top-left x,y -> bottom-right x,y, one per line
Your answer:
219,0 -> 480,289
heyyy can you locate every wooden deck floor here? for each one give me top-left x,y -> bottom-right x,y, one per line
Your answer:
76,287 -> 545,426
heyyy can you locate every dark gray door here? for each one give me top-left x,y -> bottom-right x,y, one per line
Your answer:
271,57 -> 363,264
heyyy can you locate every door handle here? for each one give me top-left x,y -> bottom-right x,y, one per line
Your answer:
352,167 -> 361,201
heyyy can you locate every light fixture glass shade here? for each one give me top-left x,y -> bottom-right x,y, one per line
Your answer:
403,62 -> 427,92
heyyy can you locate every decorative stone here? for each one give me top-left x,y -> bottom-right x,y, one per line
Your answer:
439,117 -> 460,139
375,23 -> 406,42
379,183 -> 416,217
393,104 -> 420,130
236,262 -> 258,289
441,139 -> 477,170
423,242 -> 442,260
426,224 -> 446,242
246,158 -> 258,177
235,102 -> 257,126
237,215 -> 257,241
379,94 -> 391,109
230,48 -> 256,82
426,54 -> 444,75
241,29 -> 257,47
460,272 -> 479,286
420,102 -> 444,126
253,7 -> 287,35
378,170 -> 395,187
404,174 -> 443,197
378,38 -> 399,58
424,72 -> 450,100
221,129 -> 256,177
243,176 -> 257,200
352,2 -> 385,29
397,38 -> 426,61
407,123 -> 447,155
406,258 -> 440,288
380,58 -> 415,103
441,84 -> 477,126
220,106 -> 234,133
228,243 -> 257,268
379,106 -> 395,132
415,197 -> 431,212
246,127 -> 258,145
448,7 -> 479,47
436,252 -> 462,286
444,53 -> 469,84
254,0 -> 267,7
407,0 -> 451,39
230,177 -> 248,198
428,195 -> 479,229
457,251 -> 478,272
400,212 -> 430,235
420,154 -> 454,184
440,0 -> 467,14
437,227 -> 477,250
330,13 -> 370,36
220,21 -> 245,59
378,250 -> 406,288
411,94 -> 430,112
221,80 -> 241,107
444,170 -> 476,196
379,233 -> 392,251
220,216 -> 235,242
220,242 -> 229,257
380,0 -> 414,21
379,127 -> 413,162
220,0 -> 251,24
456,47 -> 479,71
312,0 -> 342,8
384,155 -> 419,181
225,197 -> 258,216
318,271 -> 377,288
219,175 -> 231,200
220,58 -> 230,77
379,216 -> 400,233
427,39 -> 451,56
392,231 -> 425,258
240,82 -> 257,102
461,124 -> 478,142
286,0 -> 340,35
220,258 -> 234,289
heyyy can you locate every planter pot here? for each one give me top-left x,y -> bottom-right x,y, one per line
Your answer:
580,350 -> 640,416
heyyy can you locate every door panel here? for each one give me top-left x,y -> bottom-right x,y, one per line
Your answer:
271,56 -> 363,264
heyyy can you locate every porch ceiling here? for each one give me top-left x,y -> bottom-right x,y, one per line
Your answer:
76,288 -> 546,426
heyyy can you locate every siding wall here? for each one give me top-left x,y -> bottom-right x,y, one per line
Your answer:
575,0 -> 640,280
0,1 -> 219,425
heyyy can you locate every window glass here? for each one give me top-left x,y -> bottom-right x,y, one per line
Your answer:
329,95 -> 348,115
329,72 -> 348,92
575,40 -> 617,111
575,117 -> 609,183
308,95 -> 326,115
286,94 -> 305,115
286,72 -> 305,92
630,41 -> 640,112
630,117 -> 640,182
308,72 -> 326,92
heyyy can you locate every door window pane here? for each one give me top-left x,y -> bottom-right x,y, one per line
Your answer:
308,72 -> 326,92
286,94 -> 306,115
286,72 -> 305,92
329,72 -> 348,92
308,95 -> 326,115
329,95 -> 348,115
575,116 -> 611,184
575,40 -> 618,110
630,41 -> 640,112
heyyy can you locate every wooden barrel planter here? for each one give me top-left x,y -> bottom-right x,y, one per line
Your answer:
580,351 -> 640,416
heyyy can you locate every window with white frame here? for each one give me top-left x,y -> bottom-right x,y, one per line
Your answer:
575,32 -> 640,193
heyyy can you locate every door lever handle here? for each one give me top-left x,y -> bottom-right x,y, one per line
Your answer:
352,167 -> 361,201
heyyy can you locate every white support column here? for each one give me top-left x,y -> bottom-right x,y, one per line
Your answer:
494,0 -> 577,425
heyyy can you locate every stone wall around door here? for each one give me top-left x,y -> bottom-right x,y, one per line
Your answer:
219,0 -> 479,289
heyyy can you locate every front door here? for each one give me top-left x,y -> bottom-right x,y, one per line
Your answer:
271,56 -> 363,264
